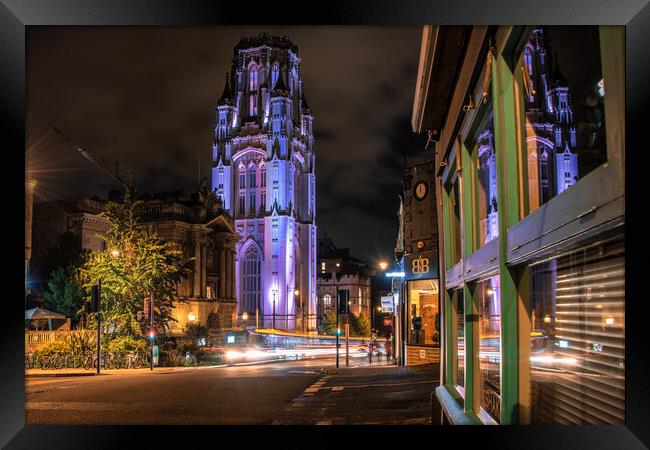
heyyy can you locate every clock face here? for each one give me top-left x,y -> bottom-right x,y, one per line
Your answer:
414,181 -> 427,200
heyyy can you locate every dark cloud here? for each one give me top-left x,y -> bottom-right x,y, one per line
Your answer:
27,26 -> 423,263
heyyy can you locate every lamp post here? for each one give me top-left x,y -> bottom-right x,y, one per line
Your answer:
272,289 -> 277,330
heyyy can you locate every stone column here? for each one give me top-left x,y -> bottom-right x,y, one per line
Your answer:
193,240 -> 201,297
225,249 -> 232,299
230,250 -> 236,300
219,248 -> 226,299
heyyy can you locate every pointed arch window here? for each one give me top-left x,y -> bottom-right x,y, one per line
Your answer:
249,65 -> 258,91
271,63 -> 279,89
241,244 -> 262,313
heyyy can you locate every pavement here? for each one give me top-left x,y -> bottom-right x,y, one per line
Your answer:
25,357 -> 439,425
272,363 -> 438,425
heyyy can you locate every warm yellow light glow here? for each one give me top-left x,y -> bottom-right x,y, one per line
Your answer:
336,263 -> 340,267
605,317 -> 615,325
379,262 -> 388,270
188,312 -> 196,322
242,312 -> 249,321
595,304 -> 602,309
294,289 -> 299,296
377,306 -> 382,311
486,288 -> 494,296
543,315 -> 551,323
111,249 -> 120,257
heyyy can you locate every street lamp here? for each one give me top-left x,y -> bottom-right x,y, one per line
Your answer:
272,289 -> 277,330
379,261 -> 388,271
188,312 -> 196,322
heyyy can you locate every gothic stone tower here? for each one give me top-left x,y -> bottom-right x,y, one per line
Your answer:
211,33 -> 317,331
522,27 -> 579,207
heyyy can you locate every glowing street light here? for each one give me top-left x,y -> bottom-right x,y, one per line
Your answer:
188,312 -> 196,322
242,312 -> 249,321
379,261 -> 388,271
294,289 -> 299,297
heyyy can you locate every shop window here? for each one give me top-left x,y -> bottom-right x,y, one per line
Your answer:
529,236 -> 624,424
407,279 -> 440,346
454,289 -> 465,390
519,26 -> 607,213
477,275 -> 501,422
472,111 -> 499,246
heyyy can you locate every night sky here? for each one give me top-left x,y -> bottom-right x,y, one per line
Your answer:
26,26 -> 431,265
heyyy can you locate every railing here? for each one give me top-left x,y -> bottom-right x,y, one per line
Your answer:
26,330 -> 94,345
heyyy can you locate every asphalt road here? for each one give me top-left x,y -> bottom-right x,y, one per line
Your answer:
25,358 -> 438,425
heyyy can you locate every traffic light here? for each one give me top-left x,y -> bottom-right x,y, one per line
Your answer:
148,330 -> 155,340
338,290 -> 349,315
91,284 -> 100,313
336,327 -> 342,336
84,284 -> 101,314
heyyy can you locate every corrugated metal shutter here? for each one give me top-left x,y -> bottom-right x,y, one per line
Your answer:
531,235 -> 624,424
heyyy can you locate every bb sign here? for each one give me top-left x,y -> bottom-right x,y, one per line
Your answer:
404,251 -> 438,281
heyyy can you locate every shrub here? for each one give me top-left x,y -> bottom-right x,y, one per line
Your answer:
62,331 -> 97,356
36,340 -> 69,356
195,350 -> 224,366
105,335 -> 147,354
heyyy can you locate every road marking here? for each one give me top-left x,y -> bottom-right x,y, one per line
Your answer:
331,386 -> 344,392
304,387 -> 319,393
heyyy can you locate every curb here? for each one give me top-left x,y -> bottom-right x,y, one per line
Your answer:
25,372 -> 106,378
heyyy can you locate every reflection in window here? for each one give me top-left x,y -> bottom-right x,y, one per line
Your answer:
522,26 -> 607,213
478,275 -> 501,422
451,175 -> 462,262
529,237 -> 624,424
475,112 -> 499,245
407,279 -> 440,346
455,289 -> 465,390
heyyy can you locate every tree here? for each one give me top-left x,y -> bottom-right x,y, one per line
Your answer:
79,188 -> 194,340
350,313 -> 371,338
42,266 -> 86,326
318,311 -> 337,336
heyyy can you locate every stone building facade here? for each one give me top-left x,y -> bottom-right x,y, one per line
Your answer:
316,234 -> 371,327
31,188 -> 240,338
211,33 -> 317,331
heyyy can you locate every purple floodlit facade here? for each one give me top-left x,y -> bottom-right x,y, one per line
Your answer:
523,28 -> 579,205
211,34 -> 317,331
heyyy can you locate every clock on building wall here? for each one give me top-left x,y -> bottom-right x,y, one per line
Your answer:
414,181 -> 428,201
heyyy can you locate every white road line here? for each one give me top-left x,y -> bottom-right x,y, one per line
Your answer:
331,386 -> 344,392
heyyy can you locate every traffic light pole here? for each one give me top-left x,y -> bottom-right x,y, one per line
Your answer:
150,293 -> 154,371
96,281 -> 101,374
345,320 -> 349,367
336,286 -> 339,368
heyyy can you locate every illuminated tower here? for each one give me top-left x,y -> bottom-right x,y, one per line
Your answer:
212,34 -> 317,331
523,27 -> 579,204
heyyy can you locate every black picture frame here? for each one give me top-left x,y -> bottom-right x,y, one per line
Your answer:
2,0 -> 648,448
